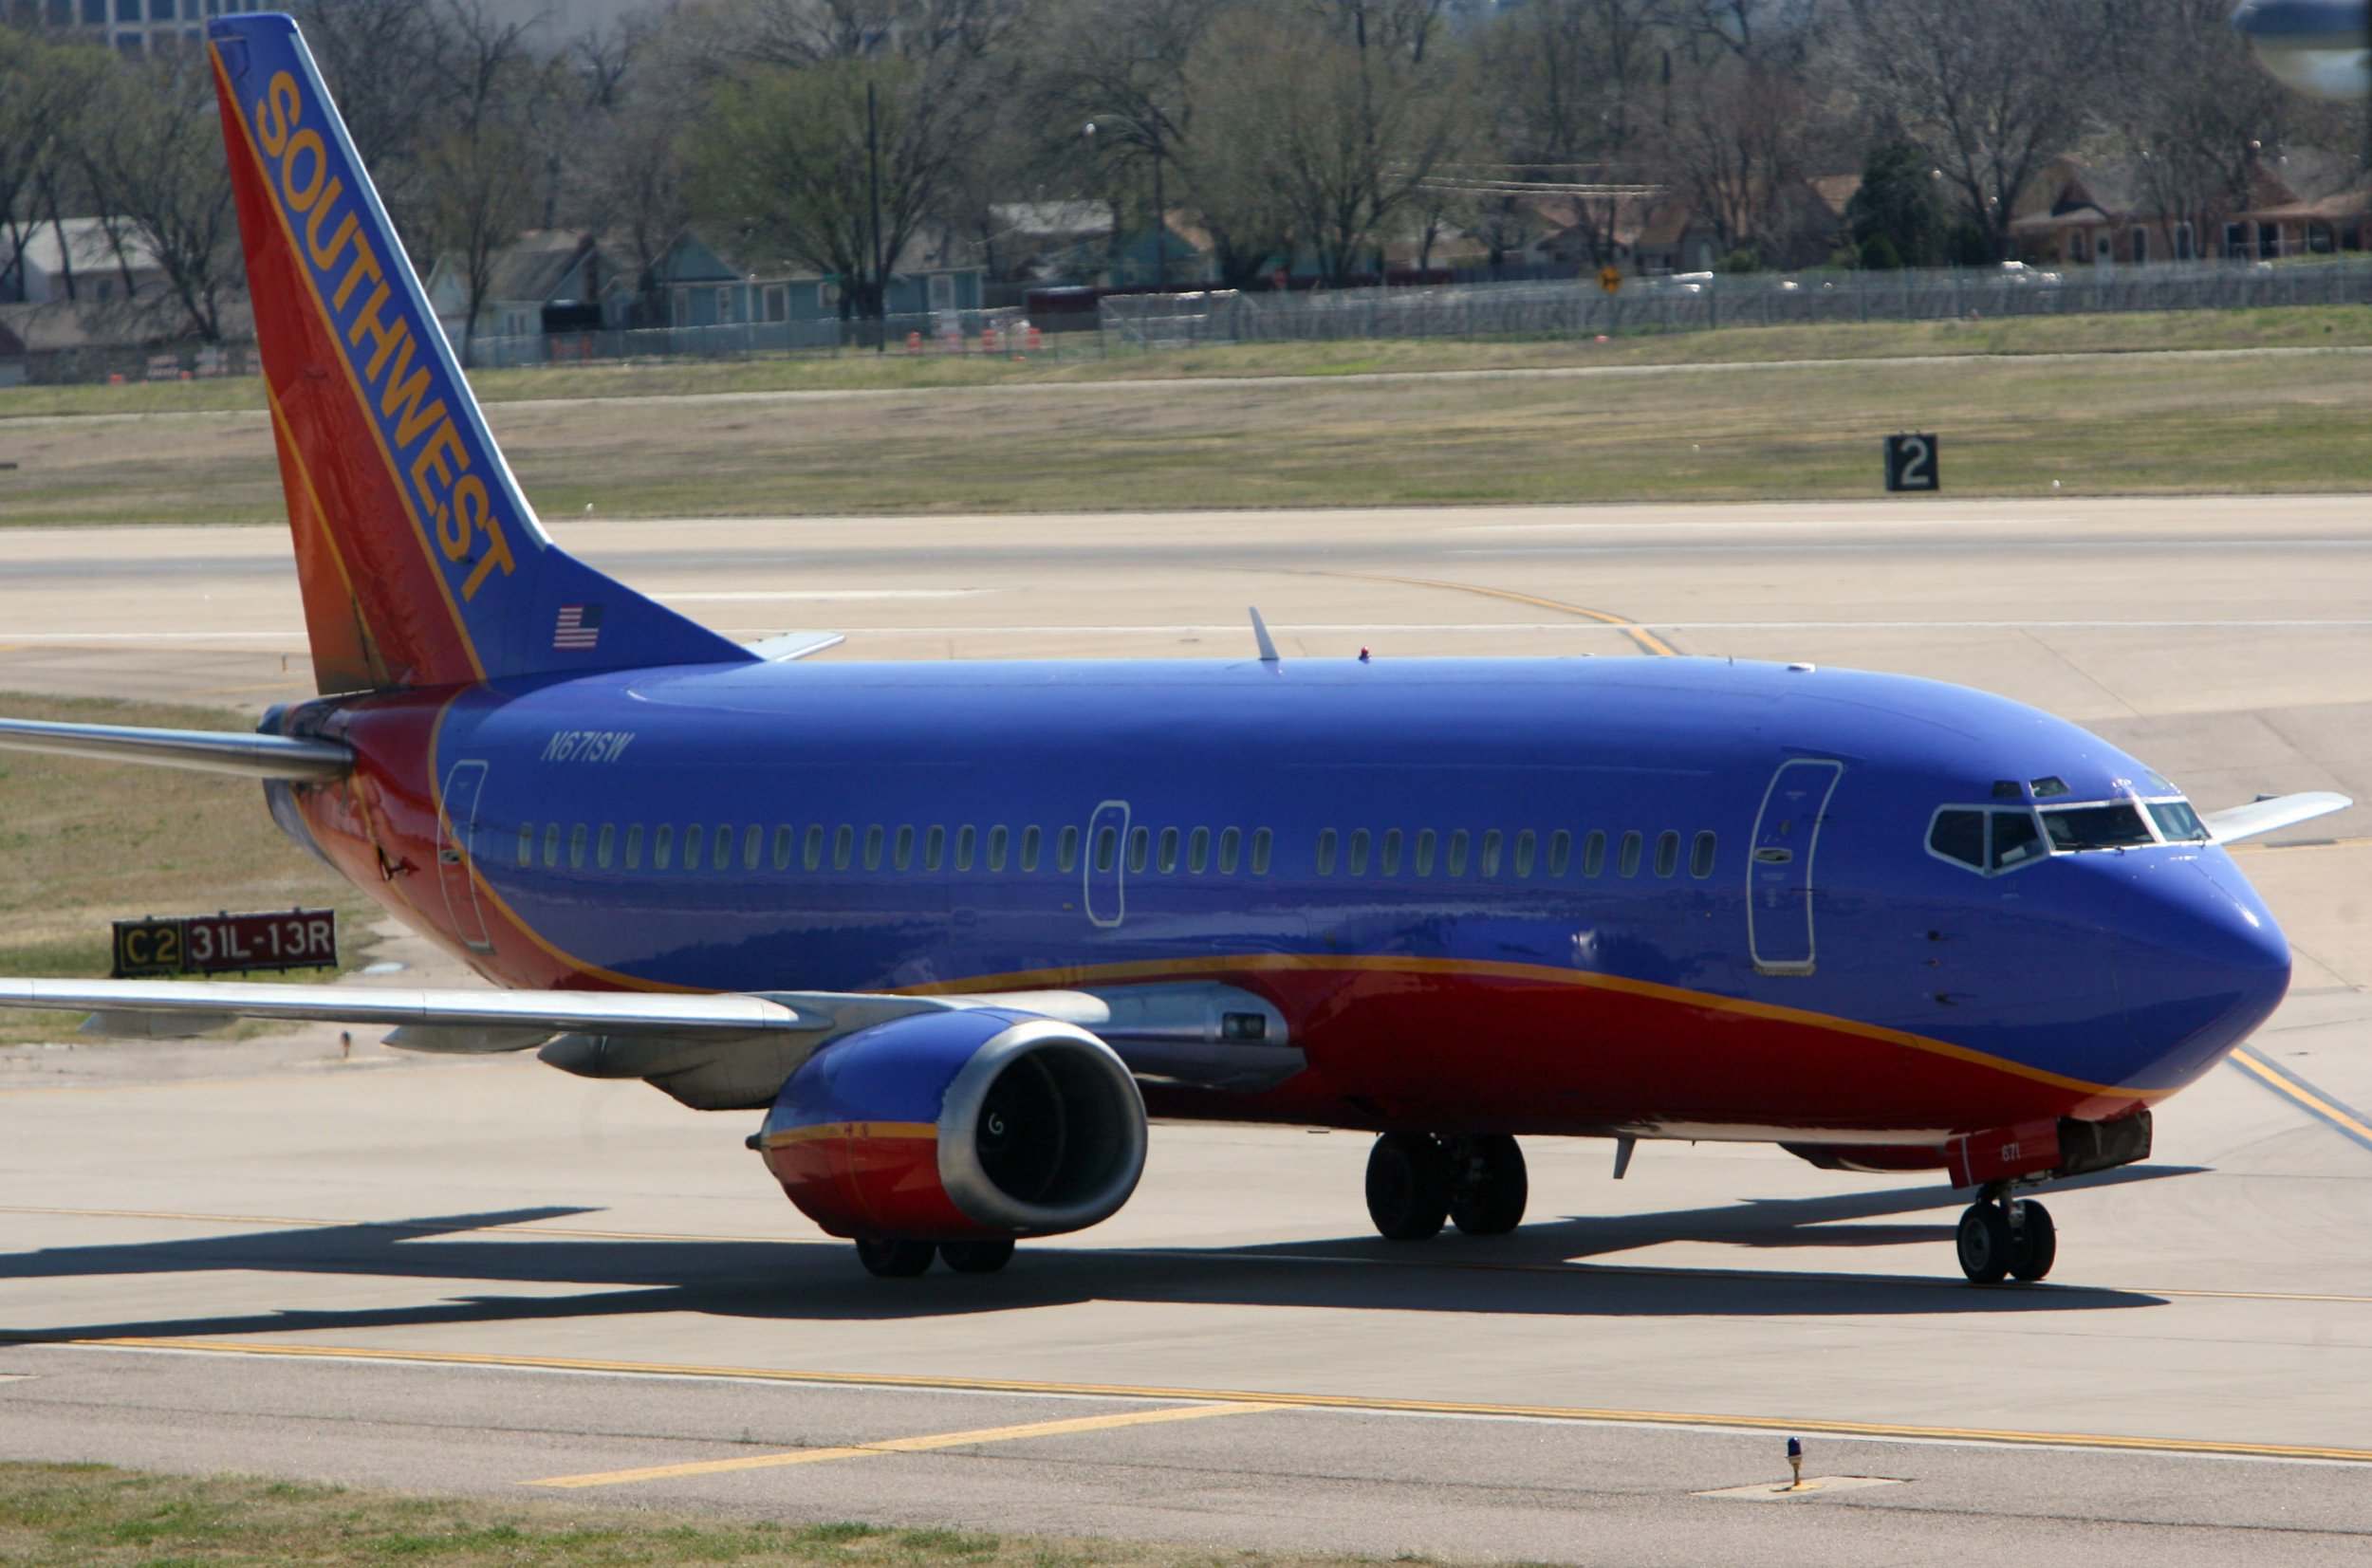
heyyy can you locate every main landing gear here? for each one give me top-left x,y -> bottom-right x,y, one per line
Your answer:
852,1236 -> 1017,1277
1955,1183 -> 2056,1283
1364,1133 -> 1529,1240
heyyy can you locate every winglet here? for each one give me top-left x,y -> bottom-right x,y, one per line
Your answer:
1249,607 -> 1280,664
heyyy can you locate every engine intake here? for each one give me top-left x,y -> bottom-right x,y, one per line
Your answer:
758,1010 -> 1146,1240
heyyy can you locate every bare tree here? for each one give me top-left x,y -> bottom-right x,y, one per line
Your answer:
685,0 -> 1025,339
2096,0 -> 2289,257
1846,0 -> 2087,261
421,0 -> 553,363
73,49 -> 239,341
0,28 -> 102,304
285,0 -> 457,264
1659,38 -> 1812,261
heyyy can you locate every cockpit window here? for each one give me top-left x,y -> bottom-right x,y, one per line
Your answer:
2041,802 -> 2154,850
2030,775 -> 2070,799
1991,810 -> 2045,869
1928,806 -> 2046,876
2146,799 -> 2211,842
1928,810 -> 1986,869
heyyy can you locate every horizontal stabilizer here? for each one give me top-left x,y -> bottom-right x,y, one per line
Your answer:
0,718 -> 351,781
2204,791 -> 2353,843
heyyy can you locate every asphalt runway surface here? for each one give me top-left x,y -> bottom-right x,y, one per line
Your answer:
4,495 -> 2372,1563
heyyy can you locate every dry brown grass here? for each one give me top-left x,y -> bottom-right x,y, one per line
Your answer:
0,693 -> 378,1042
0,1462 -> 1437,1568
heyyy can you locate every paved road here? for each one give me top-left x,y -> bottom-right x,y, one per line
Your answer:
3,495 -> 2371,1562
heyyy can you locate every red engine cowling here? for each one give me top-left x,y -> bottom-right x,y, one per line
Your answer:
757,1008 -> 1147,1241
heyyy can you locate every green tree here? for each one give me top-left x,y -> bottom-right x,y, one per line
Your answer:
1845,138 -> 1945,267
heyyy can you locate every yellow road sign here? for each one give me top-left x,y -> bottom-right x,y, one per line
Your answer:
1598,266 -> 1622,294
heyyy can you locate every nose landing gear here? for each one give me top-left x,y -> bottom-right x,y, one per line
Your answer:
1364,1133 -> 1529,1239
1955,1183 -> 2056,1283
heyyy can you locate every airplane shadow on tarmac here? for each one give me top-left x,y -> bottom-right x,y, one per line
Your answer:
0,1167 -> 2195,1339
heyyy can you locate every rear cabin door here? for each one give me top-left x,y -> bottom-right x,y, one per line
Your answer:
1084,800 -> 1130,929
436,760 -> 494,952
1748,759 -> 1843,975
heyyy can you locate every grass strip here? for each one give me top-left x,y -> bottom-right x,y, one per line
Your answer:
0,1461 -> 1430,1568
0,693 -> 378,1045
1,304 -> 2367,421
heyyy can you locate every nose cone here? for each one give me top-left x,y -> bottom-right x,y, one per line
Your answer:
2110,853 -> 2290,1086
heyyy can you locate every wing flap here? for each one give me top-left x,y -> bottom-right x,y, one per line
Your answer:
2203,790 -> 2353,843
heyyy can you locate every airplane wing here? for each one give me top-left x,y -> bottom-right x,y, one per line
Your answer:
0,978 -> 1297,1110
744,632 -> 846,661
2202,791 -> 2353,844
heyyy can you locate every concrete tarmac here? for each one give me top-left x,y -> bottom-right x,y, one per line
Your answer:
3,495 -> 2372,1562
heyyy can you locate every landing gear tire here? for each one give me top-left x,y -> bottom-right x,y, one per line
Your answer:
1366,1133 -> 1453,1240
1448,1134 -> 1528,1236
2007,1200 -> 2056,1282
939,1237 -> 1017,1274
1955,1202 -> 2013,1283
854,1237 -> 936,1277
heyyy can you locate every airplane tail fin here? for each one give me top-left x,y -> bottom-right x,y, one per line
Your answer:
208,15 -> 753,694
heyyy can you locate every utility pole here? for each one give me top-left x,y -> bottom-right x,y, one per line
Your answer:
867,78 -> 884,353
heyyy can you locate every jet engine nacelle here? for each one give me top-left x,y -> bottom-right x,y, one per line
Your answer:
757,1009 -> 1147,1241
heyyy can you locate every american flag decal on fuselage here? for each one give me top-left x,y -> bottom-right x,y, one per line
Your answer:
553,604 -> 602,651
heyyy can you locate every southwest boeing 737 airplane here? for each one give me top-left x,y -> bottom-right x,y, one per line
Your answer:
0,15 -> 2349,1284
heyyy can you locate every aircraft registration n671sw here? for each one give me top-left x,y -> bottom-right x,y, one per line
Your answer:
0,14 -> 2348,1283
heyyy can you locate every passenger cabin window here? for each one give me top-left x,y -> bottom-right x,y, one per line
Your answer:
1514,830 -> 1537,878
1346,829 -> 1369,876
1218,827 -> 1241,874
1548,830 -> 1570,877
988,825 -> 1010,871
569,824 -> 587,869
1414,829 -> 1436,876
1617,831 -> 1642,877
1315,829 -> 1338,876
1654,831 -> 1678,877
1447,829 -> 1470,876
956,825 -> 976,871
1158,827 -> 1177,873
684,824 -> 704,871
1481,830 -> 1503,876
1251,828 -> 1272,875
833,825 -> 852,870
543,823 -> 562,868
863,825 -> 884,870
1381,829 -> 1403,875
771,826 -> 793,871
1191,827 -> 1212,873
1094,827 -> 1117,874
925,825 -> 945,871
1689,831 -> 1716,878
598,824 -> 616,869
805,826 -> 825,871
1060,825 -> 1081,873
1583,830 -> 1605,877
1022,825 -> 1043,871
1128,827 -> 1149,873
743,825 -> 762,870
655,825 -> 675,870
894,825 -> 916,872
517,823 -> 534,866
624,824 -> 644,869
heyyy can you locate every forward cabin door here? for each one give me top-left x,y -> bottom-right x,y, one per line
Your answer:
436,759 -> 494,952
1084,799 -> 1130,929
1748,758 -> 1844,975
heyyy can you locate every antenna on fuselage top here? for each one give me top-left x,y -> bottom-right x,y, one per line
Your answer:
1249,607 -> 1281,665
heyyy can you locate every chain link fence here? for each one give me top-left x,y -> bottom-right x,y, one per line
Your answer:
460,307 -> 1033,370
1097,260 -> 2372,349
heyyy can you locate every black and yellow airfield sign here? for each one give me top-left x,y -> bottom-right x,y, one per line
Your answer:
112,910 -> 338,978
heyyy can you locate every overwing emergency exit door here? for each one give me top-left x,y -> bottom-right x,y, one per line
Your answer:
1748,758 -> 1843,975
1084,800 -> 1130,929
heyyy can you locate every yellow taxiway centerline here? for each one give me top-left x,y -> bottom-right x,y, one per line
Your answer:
23,1337 -> 2372,1466
2228,1047 -> 2372,1148
525,1401 -> 1278,1488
